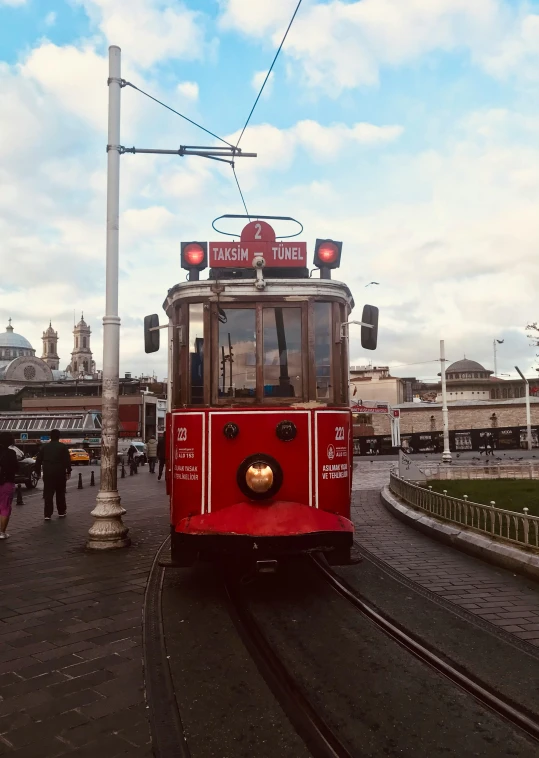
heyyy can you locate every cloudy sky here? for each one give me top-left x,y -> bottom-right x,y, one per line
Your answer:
2,0 -> 539,383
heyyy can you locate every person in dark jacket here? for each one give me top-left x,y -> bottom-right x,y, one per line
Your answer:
157,435 -> 166,480
35,429 -> 72,520
0,432 -> 17,540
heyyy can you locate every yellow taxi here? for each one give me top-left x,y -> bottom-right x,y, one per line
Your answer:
69,448 -> 90,466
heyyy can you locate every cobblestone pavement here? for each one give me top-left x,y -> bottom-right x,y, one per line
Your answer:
0,468 -> 168,756
352,461 -> 539,647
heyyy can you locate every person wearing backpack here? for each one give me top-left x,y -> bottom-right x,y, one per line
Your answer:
0,432 -> 18,540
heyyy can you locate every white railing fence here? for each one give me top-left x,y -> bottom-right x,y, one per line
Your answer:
389,472 -> 539,551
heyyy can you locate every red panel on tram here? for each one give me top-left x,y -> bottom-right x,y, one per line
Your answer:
171,412 -> 205,524
208,410 -> 311,512
315,410 -> 351,517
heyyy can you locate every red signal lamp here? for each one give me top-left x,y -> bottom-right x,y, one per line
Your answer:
181,241 -> 208,280
313,238 -> 342,278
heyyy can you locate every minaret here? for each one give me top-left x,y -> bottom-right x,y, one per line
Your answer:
41,322 -> 60,370
69,313 -> 95,377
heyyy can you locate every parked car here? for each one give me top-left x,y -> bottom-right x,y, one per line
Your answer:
69,448 -> 90,466
10,446 -> 39,489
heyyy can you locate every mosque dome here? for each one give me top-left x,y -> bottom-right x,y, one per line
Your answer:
441,358 -> 493,380
447,359 -> 488,374
0,319 -> 33,351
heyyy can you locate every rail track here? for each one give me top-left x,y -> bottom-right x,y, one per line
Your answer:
311,553 -> 539,746
143,538 -> 539,757
223,570 -> 354,758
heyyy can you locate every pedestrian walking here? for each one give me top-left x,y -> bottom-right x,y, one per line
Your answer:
146,435 -> 158,473
35,429 -> 71,520
127,444 -> 138,475
157,435 -> 166,480
0,432 -> 17,540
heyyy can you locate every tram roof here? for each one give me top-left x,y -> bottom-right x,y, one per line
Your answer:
163,277 -> 354,316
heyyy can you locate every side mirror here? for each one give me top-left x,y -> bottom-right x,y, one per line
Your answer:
144,314 -> 160,354
361,305 -> 379,350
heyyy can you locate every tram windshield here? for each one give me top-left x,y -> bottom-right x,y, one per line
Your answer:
177,296 -> 348,406
217,308 -> 256,399
263,307 -> 302,398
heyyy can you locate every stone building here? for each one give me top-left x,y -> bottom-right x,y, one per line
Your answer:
41,322 -> 60,371
66,314 -> 96,379
0,319 -> 54,397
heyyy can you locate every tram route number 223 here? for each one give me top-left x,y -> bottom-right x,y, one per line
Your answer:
335,426 -> 345,441
177,427 -> 187,442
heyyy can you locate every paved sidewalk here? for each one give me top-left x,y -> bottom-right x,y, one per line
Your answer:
353,462 -> 539,648
0,467 -> 168,756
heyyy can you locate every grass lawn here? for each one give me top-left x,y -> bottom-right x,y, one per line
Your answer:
428,480 -> 539,517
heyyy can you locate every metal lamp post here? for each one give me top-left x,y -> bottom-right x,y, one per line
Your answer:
440,339 -> 452,463
515,366 -> 532,451
88,46 -> 130,549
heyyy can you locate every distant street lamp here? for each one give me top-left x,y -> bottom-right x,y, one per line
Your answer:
440,340 -> 452,463
515,365 -> 532,451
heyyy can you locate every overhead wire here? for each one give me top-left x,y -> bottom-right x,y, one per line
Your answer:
235,0 -> 304,150
232,165 -> 251,218
123,80 -> 235,149
231,0 -> 304,216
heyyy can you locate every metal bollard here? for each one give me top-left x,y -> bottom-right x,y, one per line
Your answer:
90,470 -> 95,486
78,473 -> 83,489
121,462 -> 126,478
16,484 -> 24,506
129,462 -> 134,476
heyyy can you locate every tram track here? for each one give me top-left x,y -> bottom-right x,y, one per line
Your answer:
143,536 -> 191,758
144,536 -> 539,758
223,569 -> 354,758
311,552 -> 539,746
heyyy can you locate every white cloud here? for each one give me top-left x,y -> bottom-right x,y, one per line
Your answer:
44,11 -> 56,26
177,81 -> 199,100
224,119 -> 403,187
0,0 -> 27,6
251,70 -> 274,97
220,0 -> 538,93
77,0 -> 207,68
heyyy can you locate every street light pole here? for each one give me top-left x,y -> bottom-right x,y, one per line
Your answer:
440,339 -> 452,463
88,45 -> 130,549
515,366 -> 532,451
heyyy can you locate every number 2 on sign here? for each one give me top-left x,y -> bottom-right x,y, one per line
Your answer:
335,426 -> 345,441
177,427 -> 187,442
254,222 -> 262,239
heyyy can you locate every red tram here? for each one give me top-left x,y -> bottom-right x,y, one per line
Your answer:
145,217 -> 378,567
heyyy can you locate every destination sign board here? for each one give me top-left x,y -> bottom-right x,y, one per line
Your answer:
209,241 -> 307,267
209,219 -> 307,268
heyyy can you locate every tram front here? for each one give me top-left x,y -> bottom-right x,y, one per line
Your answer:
146,219 -> 378,567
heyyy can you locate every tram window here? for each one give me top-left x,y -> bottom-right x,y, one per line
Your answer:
314,302 -> 332,401
189,304 -> 204,404
263,307 -> 302,398
218,308 -> 256,399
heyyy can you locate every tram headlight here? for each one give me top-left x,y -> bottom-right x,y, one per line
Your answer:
237,454 -> 283,501
245,463 -> 274,493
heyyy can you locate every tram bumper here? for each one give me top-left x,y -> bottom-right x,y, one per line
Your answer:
172,500 -> 353,561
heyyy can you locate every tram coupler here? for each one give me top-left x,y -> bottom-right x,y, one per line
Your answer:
255,559 -> 278,574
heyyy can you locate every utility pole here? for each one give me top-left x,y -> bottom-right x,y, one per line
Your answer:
515,366 -> 532,451
493,338 -> 497,378
440,339 -> 452,464
88,45 -> 256,549
88,46 -> 130,549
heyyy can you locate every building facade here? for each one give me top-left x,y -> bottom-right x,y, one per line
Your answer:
41,322 -> 60,371
66,315 -> 96,378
